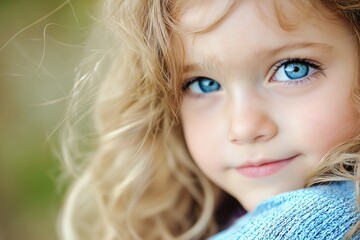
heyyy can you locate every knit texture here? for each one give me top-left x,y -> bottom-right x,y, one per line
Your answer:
210,181 -> 360,240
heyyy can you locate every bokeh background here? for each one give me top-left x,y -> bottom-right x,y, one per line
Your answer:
0,1 -> 96,239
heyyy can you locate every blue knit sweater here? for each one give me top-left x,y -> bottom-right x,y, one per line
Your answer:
210,181 -> 359,240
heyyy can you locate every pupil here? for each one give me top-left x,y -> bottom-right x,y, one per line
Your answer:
199,79 -> 219,93
284,62 -> 308,80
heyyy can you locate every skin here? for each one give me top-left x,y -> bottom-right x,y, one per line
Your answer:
179,0 -> 359,211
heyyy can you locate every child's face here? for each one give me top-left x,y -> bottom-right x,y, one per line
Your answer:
179,0 -> 359,211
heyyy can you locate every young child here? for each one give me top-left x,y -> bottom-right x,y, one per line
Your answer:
60,0 -> 360,239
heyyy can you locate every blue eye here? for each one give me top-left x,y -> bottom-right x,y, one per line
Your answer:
186,77 -> 221,94
273,59 -> 319,82
283,62 -> 309,79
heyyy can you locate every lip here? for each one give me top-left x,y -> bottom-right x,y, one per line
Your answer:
236,155 -> 298,178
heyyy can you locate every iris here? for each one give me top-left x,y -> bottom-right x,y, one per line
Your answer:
284,62 -> 309,79
198,79 -> 221,93
186,77 -> 221,94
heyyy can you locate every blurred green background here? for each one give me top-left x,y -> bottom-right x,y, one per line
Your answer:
0,1 -> 96,239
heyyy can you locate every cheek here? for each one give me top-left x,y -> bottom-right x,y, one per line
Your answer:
181,117 -> 215,165
180,103 -> 223,172
292,98 -> 359,156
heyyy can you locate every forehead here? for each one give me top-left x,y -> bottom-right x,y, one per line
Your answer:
180,0 -> 234,30
175,0 -> 358,86
178,0 -> 352,63
180,0 -> 329,32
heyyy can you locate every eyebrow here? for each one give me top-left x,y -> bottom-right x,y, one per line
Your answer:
184,55 -> 223,75
183,42 -> 333,74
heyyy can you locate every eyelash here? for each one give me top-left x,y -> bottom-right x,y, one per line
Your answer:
182,57 -> 326,93
182,78 -> 202,91
181,78 -> 211,98
270,57 -> 325,86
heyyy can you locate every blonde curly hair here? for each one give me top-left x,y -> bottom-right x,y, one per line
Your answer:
59,0 -> 360,239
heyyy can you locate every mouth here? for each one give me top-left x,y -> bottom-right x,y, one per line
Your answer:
236,155 -> 299,178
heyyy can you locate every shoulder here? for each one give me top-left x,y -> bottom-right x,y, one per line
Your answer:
210,181 -> 360,240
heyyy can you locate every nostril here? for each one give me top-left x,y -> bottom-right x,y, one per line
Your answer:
227,120 -> 278,145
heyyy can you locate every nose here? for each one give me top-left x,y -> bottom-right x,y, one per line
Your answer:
227,96 -> 278,144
